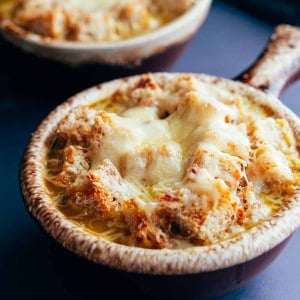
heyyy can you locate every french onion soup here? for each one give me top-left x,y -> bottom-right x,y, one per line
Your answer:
43,73 -> 300,249
0,0 -> 195,42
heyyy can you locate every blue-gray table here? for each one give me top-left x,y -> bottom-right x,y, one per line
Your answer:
1,1 -> 299,299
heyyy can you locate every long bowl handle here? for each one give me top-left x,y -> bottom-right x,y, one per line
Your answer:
235,24 -> 300,98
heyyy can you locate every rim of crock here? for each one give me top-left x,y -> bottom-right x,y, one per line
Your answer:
20,72 -> 300,275
0,0 -> 212,50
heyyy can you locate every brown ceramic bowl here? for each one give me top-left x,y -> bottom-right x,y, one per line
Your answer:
20,24 -> 300,299
0,0 -> 212,67
0,0 -> 211,96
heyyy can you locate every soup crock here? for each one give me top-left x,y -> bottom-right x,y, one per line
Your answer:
20,24 -> 300,299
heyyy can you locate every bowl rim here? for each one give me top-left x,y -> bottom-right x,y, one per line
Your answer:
20,72 -> 300,275
0,0 -> 212,50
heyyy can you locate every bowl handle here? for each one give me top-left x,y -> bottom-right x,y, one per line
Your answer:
235,24 -> 300,98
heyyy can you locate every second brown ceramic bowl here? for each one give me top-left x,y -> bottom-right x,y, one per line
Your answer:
0,0 -> 212,96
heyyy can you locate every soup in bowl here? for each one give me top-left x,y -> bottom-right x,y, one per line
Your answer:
20,24 -> 300,299
34,72 -> 300,250
0,0 -> 212,95
0,0 -> 212,67
20,72 -> 300,295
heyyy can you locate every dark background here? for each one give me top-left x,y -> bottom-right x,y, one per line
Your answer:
226,0 -> 300,26
1,1 -> 300,299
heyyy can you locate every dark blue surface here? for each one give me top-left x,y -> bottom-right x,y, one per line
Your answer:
1,1 -> 300,299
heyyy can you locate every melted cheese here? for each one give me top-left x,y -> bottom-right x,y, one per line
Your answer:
45,74 -> 300,249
